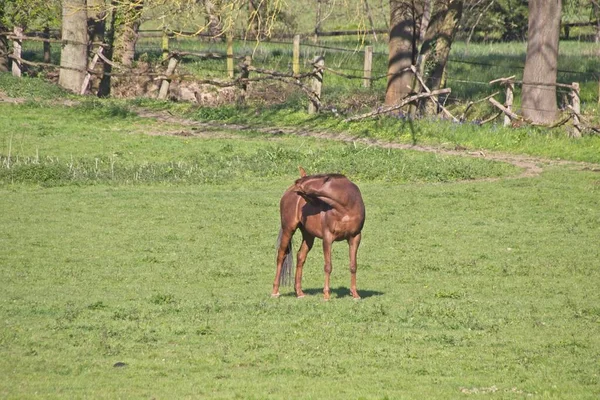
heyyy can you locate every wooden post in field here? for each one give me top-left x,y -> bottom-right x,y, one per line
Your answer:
158,55 -> 179,100
490,76 -> 515,126
238,55 -> 252,105
504,80 -> 514,127
80,46 -> 103,95
43,27 -> 51,63
571,82 -> 582,138
162,29 -> 170,61
293,34 -> 300,75
308,56 -> 324,114
363,45 -> 373,88
12,26 -> 23,77
226,34 -> 234,79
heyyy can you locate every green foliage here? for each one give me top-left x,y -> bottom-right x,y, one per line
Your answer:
0,102 -> 518,186
0,0 -> 60,29
0,73 -> 69,99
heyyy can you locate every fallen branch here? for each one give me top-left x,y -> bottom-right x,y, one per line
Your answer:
344,88 -> 451,122
489,75 -> 515,85
488,97 -> 519,121
410,65 -> 458,122
478,111 -> 502,125
461,91 -> 499,121
567,105 -> 600,135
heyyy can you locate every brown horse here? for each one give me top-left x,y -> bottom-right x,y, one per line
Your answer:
272,167 -> 366,300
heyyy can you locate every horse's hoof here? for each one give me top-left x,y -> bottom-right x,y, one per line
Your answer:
297,295 -> 305,299
271,293 -> 280,298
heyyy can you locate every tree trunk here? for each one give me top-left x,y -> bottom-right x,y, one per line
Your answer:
521,0 -> 561,124
112,0 -> 143,67
0,5 -> 6,72
314,0 -> 323,42
385,0 -> 422,107
42,27 -> 52,64
364,0 -> 379,42
593,2 -> 600,44
204,0 -> 224,40
59,0 -> 89,93
419,0 -> 432,43
417,0 -> 463,114
0,26 -> 9,72
248,0 -> 267,39
87,0 -> 107,96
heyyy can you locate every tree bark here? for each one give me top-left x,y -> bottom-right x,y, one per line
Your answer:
314,0 -> 323,42
593,2 -> 600,44
204,0 -> 224,40
112,0 -> 143,67
0,25 -> 9,72
87,0 -> 107,96
59,0 -> 89,93
248,0 -> 267,39
0,5 -> 6,72
417,0 -> 463,114
42,27 -> 52,64
385,0 -> 422,106
521,0 -> 561,124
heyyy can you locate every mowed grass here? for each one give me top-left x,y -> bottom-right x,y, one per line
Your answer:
1,96 -> 600,398
2,172 -> 600,398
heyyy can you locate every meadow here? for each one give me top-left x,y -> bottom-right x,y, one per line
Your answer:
1,74 -> 600,398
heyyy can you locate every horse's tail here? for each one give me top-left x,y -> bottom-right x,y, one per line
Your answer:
276,228 -> 294,286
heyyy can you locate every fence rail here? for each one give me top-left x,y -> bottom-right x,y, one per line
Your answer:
1,29 -> 598,135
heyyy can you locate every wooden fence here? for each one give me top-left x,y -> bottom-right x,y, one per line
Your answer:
1,30 -> 597,135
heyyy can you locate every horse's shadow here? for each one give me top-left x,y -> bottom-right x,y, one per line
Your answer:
283,286 -> 383,299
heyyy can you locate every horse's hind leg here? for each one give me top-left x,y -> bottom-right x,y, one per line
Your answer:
272,228 -> 294,297
322,233 -> 334,301
295,230 -> 314,298
348,233 -> 362,299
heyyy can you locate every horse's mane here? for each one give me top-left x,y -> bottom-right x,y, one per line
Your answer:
295,173 -> 346,184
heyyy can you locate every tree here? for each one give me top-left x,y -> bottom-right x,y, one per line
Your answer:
248,0 -> 265,38
521,0 -> 561,124
111,0 -> 144,67
417,0 -> 463,114
58,0 -> 89,92
0,4 -> 8,72
385,0 -> 423,106
0,0 -> 60,73
200,0 -> 224,39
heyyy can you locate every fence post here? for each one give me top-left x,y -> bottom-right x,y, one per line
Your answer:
227,34 -> 234,79
363,45 -> 373,88
80,46 -> 103,95
238,55 -> 252,105
308,56 -> 324,115
158,55 -> 179,100
12,26 -> 23,77
43,27 -> 51,64
162,29 -> 170,61
293,34 -> 300,75
571,82 -> 582,138
504,80 -> 514,127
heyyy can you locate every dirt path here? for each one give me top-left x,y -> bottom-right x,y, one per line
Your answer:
134,108 -> 600,180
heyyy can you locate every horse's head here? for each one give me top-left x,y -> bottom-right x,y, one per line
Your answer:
293,173 -> 346,196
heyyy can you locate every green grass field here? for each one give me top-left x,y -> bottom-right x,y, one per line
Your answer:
1,75 -> 600,398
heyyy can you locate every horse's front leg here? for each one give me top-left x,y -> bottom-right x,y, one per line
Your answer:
322,234 -> 334,301
295,231 -> 314,298
348,233 -> 362,299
